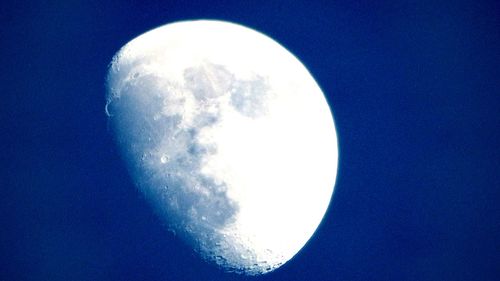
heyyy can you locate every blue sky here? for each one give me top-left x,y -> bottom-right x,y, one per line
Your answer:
1,1 -> 499,280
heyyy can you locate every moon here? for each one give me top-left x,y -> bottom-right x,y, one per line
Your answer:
106,20 -> 338,275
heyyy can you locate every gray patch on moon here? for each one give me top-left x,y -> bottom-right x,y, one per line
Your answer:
184,63 -> 233,101
106,69 -> 239,250
230,75 -> 270,118
107,60 -> 276,273
184,62 -> 272,119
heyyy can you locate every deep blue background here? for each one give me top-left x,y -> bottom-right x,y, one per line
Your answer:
1,1 -> 499,280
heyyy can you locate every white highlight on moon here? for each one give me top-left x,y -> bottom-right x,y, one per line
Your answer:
106,20 -> 338,275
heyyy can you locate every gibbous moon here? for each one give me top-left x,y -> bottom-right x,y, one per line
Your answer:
106,20 -> 338,275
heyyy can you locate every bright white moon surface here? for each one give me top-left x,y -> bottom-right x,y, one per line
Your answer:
106,20 -> 338,275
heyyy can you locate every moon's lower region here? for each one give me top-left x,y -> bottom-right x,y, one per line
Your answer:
106,20 -> 338,275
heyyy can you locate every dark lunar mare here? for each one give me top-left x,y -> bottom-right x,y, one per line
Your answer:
106,60 -> 277,273
106,69 -> 239,257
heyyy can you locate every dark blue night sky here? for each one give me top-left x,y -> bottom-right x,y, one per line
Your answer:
1,1 -> 499,280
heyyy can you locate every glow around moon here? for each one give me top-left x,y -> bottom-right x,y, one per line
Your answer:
106,20 -> 338,275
